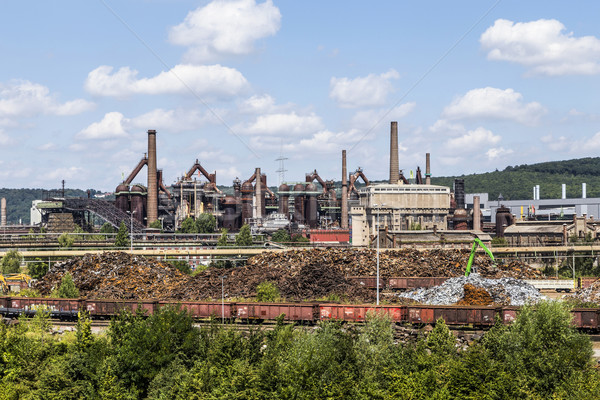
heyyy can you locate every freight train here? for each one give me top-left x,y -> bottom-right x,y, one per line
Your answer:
1,296 -> 598,331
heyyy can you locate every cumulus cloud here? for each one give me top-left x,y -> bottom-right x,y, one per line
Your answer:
330,69 -> 400,108
169,0 -> 281,63
130,108 -> 218,132
37,142 -> 57,151
480,18 -> 600,75
350,103 -> 415,130
76,112 -> 129,140
236,112 -> 323,136
85,64 -> 249,98
0,129 -> 16,146
442,87 -> 546,125
445,127 -> 501,152
486,147 -> 514,160
0,80 -> 94,118
239,94 -> 277,114
46,167 -> 84,181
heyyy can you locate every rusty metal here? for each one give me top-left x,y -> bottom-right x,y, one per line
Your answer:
293,183 -> 305,224
426,152 -> 431,185
278,183 -> 290,216
341,150 -> 348,229
123,155 -> 148,185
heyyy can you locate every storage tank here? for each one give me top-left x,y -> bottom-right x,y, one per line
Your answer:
496,206 -> 514,237
115,184 -> 130,213
305,183 -> 318,228
130,185 -> 146,224
293,183 -> 305,224
241,181 -> 253,225
278,183 -> 290,216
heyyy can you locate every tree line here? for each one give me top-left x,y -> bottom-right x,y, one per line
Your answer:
0,301 -> 598,399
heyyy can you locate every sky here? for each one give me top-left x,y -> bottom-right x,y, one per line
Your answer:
1,0 -> 600,191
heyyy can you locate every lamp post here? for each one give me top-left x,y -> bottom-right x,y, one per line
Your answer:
127,210 -> 136,252
374,203 -> 386,305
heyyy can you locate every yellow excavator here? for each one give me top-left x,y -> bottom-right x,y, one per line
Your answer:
0,273 -> 33,293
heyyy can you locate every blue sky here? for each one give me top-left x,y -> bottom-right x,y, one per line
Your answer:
1,0 -> 600,191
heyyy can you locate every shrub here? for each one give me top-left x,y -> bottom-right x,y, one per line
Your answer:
52,272 -> 80,298
1,249 -> 22,274
256,281 -> 280,302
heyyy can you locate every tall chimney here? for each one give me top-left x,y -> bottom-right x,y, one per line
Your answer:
425,153 -> 431,185
1,198 -> 6,226
389,121 -> 399,184
147,129 -> 158,225
255,167 -> 262,219
341,150 -> 348,229
536,184 -> 540,200
562,184 -> 566,199
473,195 -> 481,231
583,183 -> 587,199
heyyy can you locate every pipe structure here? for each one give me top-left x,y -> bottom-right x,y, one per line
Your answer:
124,156 -> 148,185
389,121 -> 399,184
562,184 -> 566,199
1,198 -> 5,226
583,183 -> 587,199
425,153 -> 431,185
473,195 -> 481,231
341,150 -> 348,229
147,130 -> 158,225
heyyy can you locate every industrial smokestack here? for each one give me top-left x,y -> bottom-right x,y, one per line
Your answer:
147,129 -> 158,225
1,198 -> 5,226
255,167 -> 262,219
389,121 -> 399,184
425,153 -> 431,185
583,183 -> 587,199
341,150 -> 348,229
562,184 -> 566,199
536,184 -> 540,200
454,179 -> 465,209
473,195 -> 481,231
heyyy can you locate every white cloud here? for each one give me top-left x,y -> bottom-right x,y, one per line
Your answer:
429,119 -> 466,136
37,142 -> 57,151
216,166 -> 242,182
0,129 -> 15,146
169,0 -> 281,63
236,112 -> 323,136
46,167 -> 84,181
350,103 -> 415,129
329,69 -> 400,108
480,18 -> 600,75
445,127 -> 501,152
0,80 -> 94,118
76,112 -> 128,140
239,94 -> 277,114
442,87 -> 546,125
486,147 -> 514,160
85,64 -> 249,98
130,108 -> 218,132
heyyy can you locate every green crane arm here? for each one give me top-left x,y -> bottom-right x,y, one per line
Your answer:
465,238 -> 495,277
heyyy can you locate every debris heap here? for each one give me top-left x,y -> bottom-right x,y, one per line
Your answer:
565,279 -> 600,304
402,274 -> 543,306
247,248 -> 543,279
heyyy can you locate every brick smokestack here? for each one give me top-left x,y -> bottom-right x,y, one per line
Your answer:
473,195 -> 481,231
341,150 -> 348,229
425,153 -> 431,185
1,198 -> 5,226
255,167 -> 262,219
147,129 -> 158,226
389,121 -> 399,184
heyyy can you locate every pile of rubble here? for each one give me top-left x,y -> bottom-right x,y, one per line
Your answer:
35,251 -> 374,302
247,248 -> 543,279
402,274 -> 543,306
565,279 -> 600,304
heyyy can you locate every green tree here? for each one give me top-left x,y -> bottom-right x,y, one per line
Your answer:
114,221 -> 130,248
28,257 -> 48,279
58,232 -> 75,248
53,272 -> 80,298
179,217 -> 198,233
168,260 -> 191,274
1,249 -> 22,274
256,281 -> 280,302
196,213 -> 216,233
149,220 -> 162,231
100,222 -> 116,234
235,224 -> 253,247
271,229 -> 290,243
217,228 -> 229,247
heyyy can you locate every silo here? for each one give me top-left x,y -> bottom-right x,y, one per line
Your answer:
241,181 -> 253,225
130,184 -> 146,224
278,183 -> 290,216
293,183 -> 305,224
305,183 -> 318,228
115,184 -> 130,213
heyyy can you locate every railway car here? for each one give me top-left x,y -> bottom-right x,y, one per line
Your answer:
406,305 -> 498,327
158,301 -> 232,320
85,299 -> 157,318
1,296 -> 79,319
319,304 -> 406,323
236,302 -> 318,323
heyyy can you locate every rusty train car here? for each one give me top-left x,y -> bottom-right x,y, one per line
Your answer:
0,296 -> 598,330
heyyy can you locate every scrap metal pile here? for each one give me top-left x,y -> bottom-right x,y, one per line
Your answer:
246,248 -> 543,279
402,274 -> 543,306
565,279 -> 600,304
35,248 -> 542,303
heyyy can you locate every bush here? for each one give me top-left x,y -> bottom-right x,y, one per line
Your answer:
256,282 -> 280,302
235,224 -> 253,247
58,232 -> 75,248
52,273 -> 80,298
168,260 -> 191,275
115,221 -> 130,248
196,213 -> 216,233
1,249 -> 22,274
28,258 -> 48,279
271,229 -> 290,243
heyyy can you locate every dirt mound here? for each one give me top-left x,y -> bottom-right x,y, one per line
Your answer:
456,284 -> 494,306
